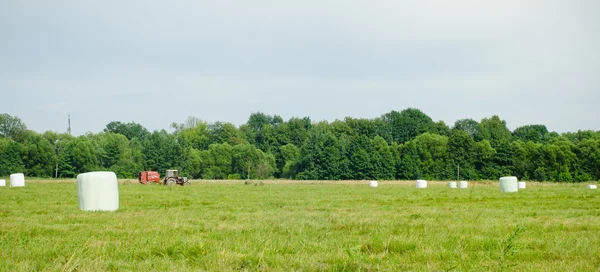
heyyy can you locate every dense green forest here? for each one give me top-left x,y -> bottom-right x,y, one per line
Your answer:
1,109 -> 599,182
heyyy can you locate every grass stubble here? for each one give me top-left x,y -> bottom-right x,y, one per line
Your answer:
0,180 -> 599,271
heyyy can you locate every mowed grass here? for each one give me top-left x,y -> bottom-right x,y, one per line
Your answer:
1,180 -> 599,271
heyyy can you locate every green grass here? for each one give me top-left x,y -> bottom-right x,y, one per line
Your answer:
1,181 -> 599,271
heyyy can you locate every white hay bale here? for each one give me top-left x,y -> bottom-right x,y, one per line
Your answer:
589,185 -> 597,189
0,179 -> 5,187
518,181 -> 526,189
77,171 -> 119,211
10,173 -> 25,187
416,179 -> 427,189
458,181 -> 468,189
499,176 -> 518,193
448,182 -> 457,188
369,180 -> 378,188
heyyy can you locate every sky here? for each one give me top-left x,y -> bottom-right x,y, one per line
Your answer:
1,0 -> 599,136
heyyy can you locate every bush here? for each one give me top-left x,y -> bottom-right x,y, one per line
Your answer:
533,167 -> 548,181
575,172 -> 592,182
558,171 -> 573,182
228,174 -> 241,180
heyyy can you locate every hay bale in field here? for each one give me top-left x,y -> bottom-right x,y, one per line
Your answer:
77,171 -> 119,211
589,185 -> 597,189
499,176 -> 518,193
369,180 -> 378,188
123,180 -> 132,185
255,181 -> 264,186
244,180 -> 254,185
0,179 -> 5,187
416,179 -> 427,189
518,181 -> 526,189
448,182 -> 457,188
10,173 -> 25,187
458,181 -> 468,189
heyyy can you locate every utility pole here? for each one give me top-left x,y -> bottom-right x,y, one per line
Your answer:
55,145 -> 60,178
67,114 -> 71,135
457,164 -> 460,181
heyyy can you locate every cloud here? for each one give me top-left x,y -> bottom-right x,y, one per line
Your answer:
0,0 -> 599,134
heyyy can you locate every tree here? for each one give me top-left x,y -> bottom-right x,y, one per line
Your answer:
512,125 -> 548,143
43,131 -> 75,178
576,139 -> 600,181
0,137 -> 25,176
344,117 -> 379,138
473,140 -> 496,179
279,143 -> 300,178
371,136 -> 396,180
200,143 -> 233,179
446,130 -> 477,180
2,110 -> 600,183
286,117 -> 312,147
91,132 -> 142,178
346,135 -> 374,180
207,122 -> 246,146
412,133 -> 448,180
57,136 -> 98,177
184,147 -> 203,179
246,112 -> 274,132
0,113 -> 27,141
562,130 -> 600,144
142,130 -> 182,174
104,121 -> 150,140
396,142 -> 421,180
453,119 -> 479,138
176,122 -> 209,150
476,115 -> 512,147
21,131 -> 57,177
231,144 -> 275,179
381,108 -> 435,144
295,127 -> 343,180
432,121 -> 451,137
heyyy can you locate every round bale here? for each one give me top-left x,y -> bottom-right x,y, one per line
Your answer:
77,171 -> 119,211
499,176 -> 518,193
10,173 -> 25,187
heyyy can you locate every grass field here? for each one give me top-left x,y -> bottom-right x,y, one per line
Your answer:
1,180 -> 599,271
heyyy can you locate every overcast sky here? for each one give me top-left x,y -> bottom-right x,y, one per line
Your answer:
1,0 -> 598,136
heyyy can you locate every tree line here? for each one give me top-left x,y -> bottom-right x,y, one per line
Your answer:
1,109 -> 599,182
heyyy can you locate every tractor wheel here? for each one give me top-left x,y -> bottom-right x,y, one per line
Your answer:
165,177 -> 177,186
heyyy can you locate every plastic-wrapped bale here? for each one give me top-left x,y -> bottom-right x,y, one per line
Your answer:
77,171 -> 119,211
0,179 -> 5,187
448,182 -> 457,188
369,180 -> 378,188
458,181 -> 468,189
518,181 -> 526,189
10,173 -> 25,187
499,176 -> 518,193
416,180 -> 427,189
589,185 -> 598,190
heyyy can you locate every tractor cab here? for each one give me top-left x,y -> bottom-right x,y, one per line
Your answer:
163,170 -> 190,186
166,169 -> 178,178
